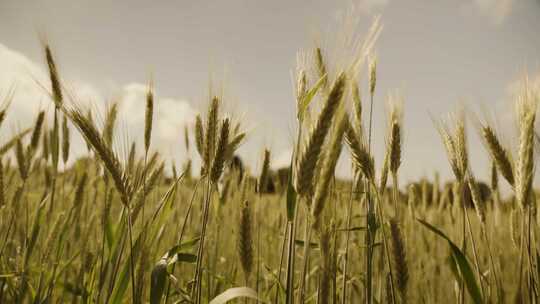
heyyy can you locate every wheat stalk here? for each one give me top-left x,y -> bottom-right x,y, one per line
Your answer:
144,82 -> 154,153
389,219 -> 408,302
481,125 -> 514,187
311,115 -> 347,227
345,119 -> 374,181
295,72 -> 346,197
68,108 -> 130,205
204,96 -> 219,174
61,114 -> 70,164
238,200 -> 254,282
210,118 -> 229,183
195,114 -> 204,158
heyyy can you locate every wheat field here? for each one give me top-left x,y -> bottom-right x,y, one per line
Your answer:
0,18 -> 539,304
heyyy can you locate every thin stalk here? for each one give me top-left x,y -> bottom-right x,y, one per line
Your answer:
458,183 -> 466,304
286,209 -> 299,304
364,182 -> 373,304
256,197 -> 261,296
369,180 -> 396,304
165,179 -> 201,303
48,109 -> 59,216
341,175 -> 357,304
526,208 -> 538,300
285,119 -> 304,304
518,209 -> 525,302
105,208 -> 129,303
193,176 -> 214,303
481,225 -> 502,301
366,83 -> 375,304
96,181 -> 109,303
126,205 -> 137,303
462,197 -> 486,299
274,222 -> 289,304
298,210 -> 312,303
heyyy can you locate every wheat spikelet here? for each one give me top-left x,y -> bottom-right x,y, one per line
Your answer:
195,114 -> 204,158
435,120 -> 463,181
210,118 -> 229,183
369,55 -> 377,96
379,151 -> 389,194
62,114 -> 70,164
467,172 -> 486,224
491,162 -> 499,192
103,103 -> 118,147
30,111 -> 45,152
204,96 -> 220,173
44,44 -> 63,107
183,159 -> 192,180
69,108 -> 129,205
85,109 -> 93,152
388,101 -> 402,175
238,200 -> 254,280
295,73 -> 346,196
344,119 -> 374,181
389,219 -> 408,302
315,47 -> 328,89
127,142 -> 136,174
51,111 -> 60,169
352,81 -> 362,132
258,149 -> 271,193
0,110 -> 6,130
454,111 -> 468,177
184,124 -> 190,153
296,69 -> 307,106
41,127 -> 49,161
481,126 -> 514,187
515,97 -> 536,210
144,82 -> 154,152
311,116 -> 347,227
15,138 -> 27,180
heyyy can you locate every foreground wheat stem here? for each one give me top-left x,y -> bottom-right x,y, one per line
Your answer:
274,222 -> 289,304
285,109 -> 304,304
341,174 -> 357,304
298,206 -> 312,303
165,178 -> 202,303
193,176 -> 214,303
126,206 -> 137,303
285,204 -> 299,304
461,190 -> 486,299
369,179 -> 397,304
365,60 -> 376,304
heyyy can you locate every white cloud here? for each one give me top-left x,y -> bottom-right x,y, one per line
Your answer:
462,0 -> 513,25
117,83 -> 198,159
0,44 -> 52,126
0,43 -> 197,165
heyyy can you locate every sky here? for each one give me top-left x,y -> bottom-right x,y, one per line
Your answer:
0,0 -> 539,185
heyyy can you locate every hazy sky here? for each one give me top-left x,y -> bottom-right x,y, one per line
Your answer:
1,0 -> 539,184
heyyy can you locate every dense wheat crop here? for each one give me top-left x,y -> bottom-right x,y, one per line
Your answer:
0,18 -> 539,304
